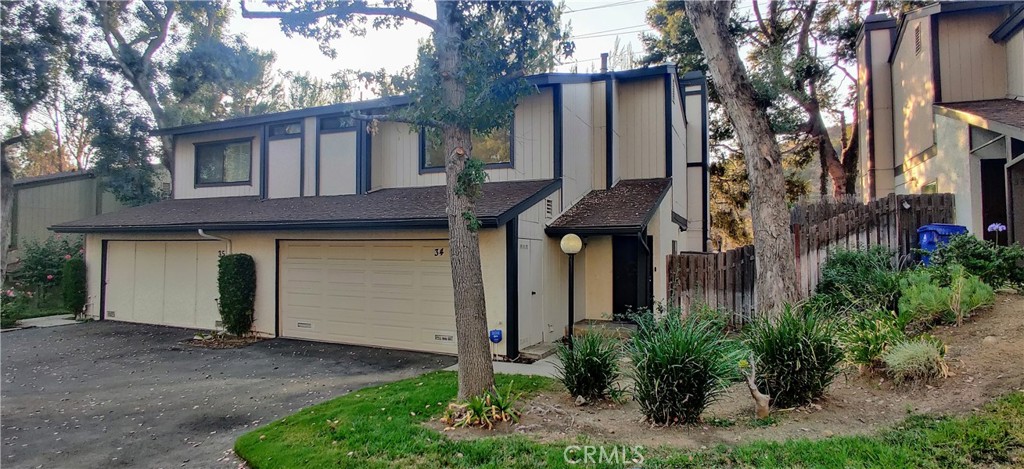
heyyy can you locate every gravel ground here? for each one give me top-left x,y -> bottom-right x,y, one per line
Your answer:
1,321 -> 455,468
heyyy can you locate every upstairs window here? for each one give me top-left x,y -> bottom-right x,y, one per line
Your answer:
320,116 -> 357,132
421,126 -> 512,171
268,122 -> 301,138
195,139 -> 252,186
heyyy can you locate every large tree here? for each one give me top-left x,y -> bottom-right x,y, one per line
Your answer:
646,1 -> 903,197
243,0 -> 571,398
1,0 -> 80,279
685,1 -> 798,315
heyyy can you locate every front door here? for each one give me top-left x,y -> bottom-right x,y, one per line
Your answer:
981,159 -> 1008,244
517,238 -> 544,348
612,235 -> 653,320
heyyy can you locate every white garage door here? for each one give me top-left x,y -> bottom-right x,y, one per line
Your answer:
279,240 -> 457,354
104,241 -> 222,330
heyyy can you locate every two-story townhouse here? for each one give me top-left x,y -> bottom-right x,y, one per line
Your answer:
856,1 -> 1024,245
53,64 -> 709,359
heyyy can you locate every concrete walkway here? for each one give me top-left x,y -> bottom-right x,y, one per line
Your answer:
445,355 -> 560,378
17,314 -> 78,328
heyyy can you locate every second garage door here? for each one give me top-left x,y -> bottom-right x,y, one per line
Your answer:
279,240 -> 458,354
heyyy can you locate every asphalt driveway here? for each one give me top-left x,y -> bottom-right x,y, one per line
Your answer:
1,321 -> 455,468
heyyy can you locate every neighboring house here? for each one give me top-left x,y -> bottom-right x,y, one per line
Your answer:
52,64 -> 710,359
10,171 -> 125,250
856,1 -> 1024,245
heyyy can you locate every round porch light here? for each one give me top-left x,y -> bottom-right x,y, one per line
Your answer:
559,233 -> 583,255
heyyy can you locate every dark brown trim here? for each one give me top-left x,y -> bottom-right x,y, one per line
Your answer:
991,4 -> 1024,42
931,15 -> 942,104
193,137 -> 255,188
605,75 -> 614,189
260,126 -> 269,199
504,218 -> 519,360
13,171 -> 95,189
299,120 -> 305,197
274,239 -> 280,338
314,117 -> 322,196
663,74 -> 673,178
99,239 -> 108,320
671,211 -> 688,231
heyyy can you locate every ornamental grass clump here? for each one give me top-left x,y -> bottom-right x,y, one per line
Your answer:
883,336 -> 949,384
627,313 -> 738,425
840,308 -> 907,371
555,332 -> 621,401
745,305 -> 843,408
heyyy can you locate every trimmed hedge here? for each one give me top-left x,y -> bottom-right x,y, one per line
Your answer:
218,253 -> 257,336
61,258 -> 88,315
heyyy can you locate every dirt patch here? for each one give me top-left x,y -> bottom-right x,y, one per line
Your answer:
183,334 -> 264,349
446,293 -> 1024,449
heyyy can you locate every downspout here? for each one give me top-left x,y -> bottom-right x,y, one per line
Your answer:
198,229 -> 231,254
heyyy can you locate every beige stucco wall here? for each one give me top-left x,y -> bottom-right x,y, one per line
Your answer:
84,226 -> 514,356
892,16 -> 936,168
937,10 -> 1008,103
1008,31 -> 1024,98
897,113 -> 981,233
174,127 -> 262,199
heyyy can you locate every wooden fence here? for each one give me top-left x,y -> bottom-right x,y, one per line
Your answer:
667,193 -> 955,325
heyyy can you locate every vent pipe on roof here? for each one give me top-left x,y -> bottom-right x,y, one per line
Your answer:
198,229 -> 232,255
600,53 -> 609,73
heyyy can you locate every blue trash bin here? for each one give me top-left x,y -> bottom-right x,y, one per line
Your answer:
918,223 -> 968,265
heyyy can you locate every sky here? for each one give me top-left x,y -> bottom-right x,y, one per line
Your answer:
230,0 -> 658,99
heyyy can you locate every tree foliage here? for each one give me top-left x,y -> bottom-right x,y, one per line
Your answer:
244,0 -> 572,398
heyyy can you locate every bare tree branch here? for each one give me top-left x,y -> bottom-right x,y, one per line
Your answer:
239,1 -> 439,31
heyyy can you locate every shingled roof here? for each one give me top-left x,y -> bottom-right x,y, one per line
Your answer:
937,99 -> 1024,130
546,178 -> 671,236
52,179 -> 560,233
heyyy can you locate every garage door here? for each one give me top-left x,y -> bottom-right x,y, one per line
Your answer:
104,241 -> 222,330
279,240 -> 457,354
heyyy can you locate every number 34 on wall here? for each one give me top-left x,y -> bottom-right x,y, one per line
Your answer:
434,248 -> 445,257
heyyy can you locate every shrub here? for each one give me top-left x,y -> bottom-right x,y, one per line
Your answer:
217,253 -> 257,336
555,332 -> 621,401
744,306 -> 843,408
930,234 -> 1024,289
61,258 -> 87,315
813,247 -> 901,315
883,336 -> 948,384
14,235 -> 83,287
943,264 -> 995,326
840,309 -> 906,370
1,294 -> 29,328
627,313 -> 738,424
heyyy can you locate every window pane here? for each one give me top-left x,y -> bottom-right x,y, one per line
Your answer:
223,142 -> 251,183
196,140 -> 251,185
424,128 -> 446,168
269,122 -> 301,137
197,146 -> 225,184
423,126 -> 510,169
320,117 -> 355,131
472,128 -> 511,164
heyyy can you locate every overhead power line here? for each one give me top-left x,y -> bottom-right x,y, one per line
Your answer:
564,0 -> 649,14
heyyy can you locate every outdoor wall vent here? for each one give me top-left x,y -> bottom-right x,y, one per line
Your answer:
215,320 -> 223,328
296,321 -> 313,329
914,24 -> 922,56
107,311 -> 115,318
434,333 -> 454,343
545,199 -> 553,219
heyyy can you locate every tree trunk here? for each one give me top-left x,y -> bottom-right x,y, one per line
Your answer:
435,0 -> 495,399
685,1 -> 798,316
1,142 -> 16,281
842,116 -> 859,195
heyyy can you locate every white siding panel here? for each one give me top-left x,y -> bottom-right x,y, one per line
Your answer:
267,137 -> 302,198
892,16 -> 935,166
303,117 -> 317,196
591,80 -> 608,189
319,131 -> 358,196
938,11 -> 1008,102
560,83 -> 595,206
617,78 -> 666,179
1007,30 -> 1024,98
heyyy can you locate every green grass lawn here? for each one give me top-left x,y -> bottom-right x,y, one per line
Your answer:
235,371 -> 1024,468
